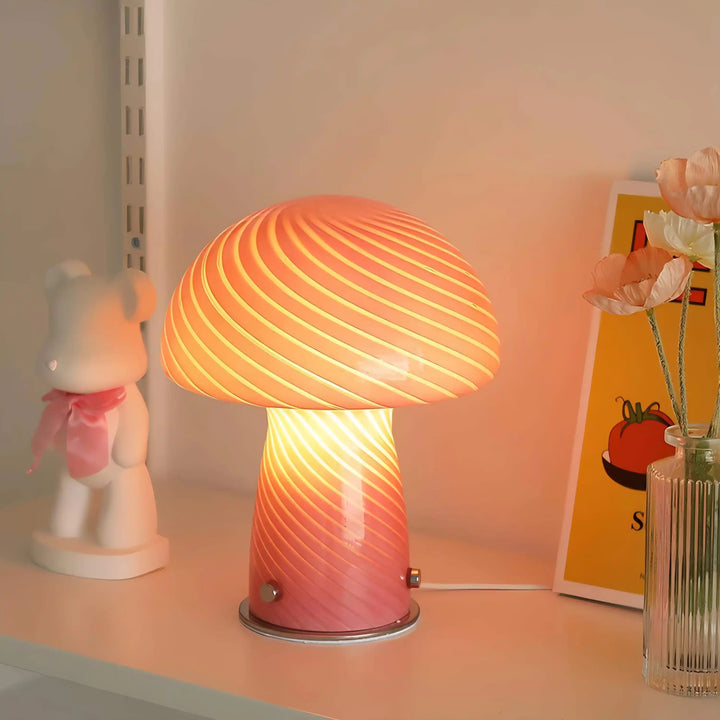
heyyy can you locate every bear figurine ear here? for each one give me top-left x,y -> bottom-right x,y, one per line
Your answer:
115,269 -> 157,323
44,260 -> 92,298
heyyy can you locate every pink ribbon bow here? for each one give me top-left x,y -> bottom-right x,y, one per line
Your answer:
28,387 -> 127,479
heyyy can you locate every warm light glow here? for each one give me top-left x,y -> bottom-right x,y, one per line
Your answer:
161,195 -> 499,410
250,408 -> 409,631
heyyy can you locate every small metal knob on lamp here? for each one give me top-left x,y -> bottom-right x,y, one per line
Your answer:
406,567 -> 421,589
260,582 -> 281,602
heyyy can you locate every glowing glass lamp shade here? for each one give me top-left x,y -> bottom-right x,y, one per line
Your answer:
161,196 -> 499,640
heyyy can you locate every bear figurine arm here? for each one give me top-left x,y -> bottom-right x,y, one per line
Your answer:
111,384 -> 149,468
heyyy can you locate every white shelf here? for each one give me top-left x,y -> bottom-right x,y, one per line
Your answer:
0,485 -> 717,719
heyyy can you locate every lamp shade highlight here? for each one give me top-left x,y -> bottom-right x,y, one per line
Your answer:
162,196 -> 499,637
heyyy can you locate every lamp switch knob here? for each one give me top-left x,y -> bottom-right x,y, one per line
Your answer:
259,582 -> 281,602
406,567 -> 421,589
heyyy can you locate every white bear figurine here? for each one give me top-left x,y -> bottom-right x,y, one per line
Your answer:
29,260 -> 169,579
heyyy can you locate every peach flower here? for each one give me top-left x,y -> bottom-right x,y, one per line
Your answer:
583,246 -> 692,315
656,147 -> 720,223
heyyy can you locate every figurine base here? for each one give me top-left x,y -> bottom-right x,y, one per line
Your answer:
238,598 -> 420,644
31,530 -> 169,580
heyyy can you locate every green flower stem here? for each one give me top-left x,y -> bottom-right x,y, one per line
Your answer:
646,307 -> 682,426
708,223 -> 720,439
678,273 -> 692,436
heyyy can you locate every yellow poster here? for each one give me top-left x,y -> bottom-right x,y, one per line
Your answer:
554,181 -> 716,607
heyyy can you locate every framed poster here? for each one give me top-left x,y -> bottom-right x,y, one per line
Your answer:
554,181 -> 716,608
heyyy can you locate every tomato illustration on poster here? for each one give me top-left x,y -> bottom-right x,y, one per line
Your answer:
554,181 -> 716,608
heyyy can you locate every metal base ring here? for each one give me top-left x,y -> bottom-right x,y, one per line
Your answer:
238,598 -> 420,644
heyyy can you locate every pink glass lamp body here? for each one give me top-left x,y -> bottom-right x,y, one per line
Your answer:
162,196 -> 499,636
249,408 -> 409,632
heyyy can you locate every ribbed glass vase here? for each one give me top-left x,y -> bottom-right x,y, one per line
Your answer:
644,425 -> 720,695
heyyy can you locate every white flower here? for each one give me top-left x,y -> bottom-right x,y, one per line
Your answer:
643,210 -> 714,268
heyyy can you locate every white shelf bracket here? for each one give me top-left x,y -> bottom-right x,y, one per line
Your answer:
120,1 -> 147,272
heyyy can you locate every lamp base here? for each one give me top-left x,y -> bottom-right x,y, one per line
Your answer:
238,598 -> 420,644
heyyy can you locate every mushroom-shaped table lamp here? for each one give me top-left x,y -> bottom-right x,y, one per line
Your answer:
162,196 -> 499,642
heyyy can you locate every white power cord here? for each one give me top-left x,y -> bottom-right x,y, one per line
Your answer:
419,582 -> 550,591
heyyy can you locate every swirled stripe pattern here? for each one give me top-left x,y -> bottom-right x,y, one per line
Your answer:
249,408 -> 410,631
162,195 -> 500,410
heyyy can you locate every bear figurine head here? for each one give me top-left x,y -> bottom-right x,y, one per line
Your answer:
38,261 -> 156,394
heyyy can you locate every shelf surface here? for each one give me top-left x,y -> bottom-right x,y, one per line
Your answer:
0,485 -> 718,719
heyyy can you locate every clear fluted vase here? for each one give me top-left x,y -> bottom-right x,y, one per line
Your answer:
644,425 -> 720,695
